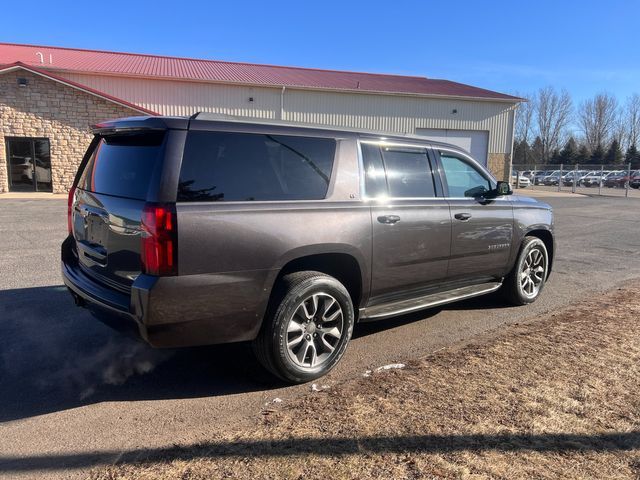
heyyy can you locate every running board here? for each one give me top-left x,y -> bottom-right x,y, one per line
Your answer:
360,281 -> 503,321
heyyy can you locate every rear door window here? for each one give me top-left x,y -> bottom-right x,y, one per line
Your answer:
360,142 -> 388,197
380,145 -> 436,198
78,132 -> 165,200
178,131 -> 336,202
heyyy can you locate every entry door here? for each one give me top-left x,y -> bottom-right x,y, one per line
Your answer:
6,137 -> 52,192
436,149 -> 513,281
361,142 -> 451,304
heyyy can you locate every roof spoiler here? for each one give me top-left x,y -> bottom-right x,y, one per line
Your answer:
92,115 -> 189,134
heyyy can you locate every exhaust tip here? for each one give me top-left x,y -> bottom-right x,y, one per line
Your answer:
70,290 -> 86,307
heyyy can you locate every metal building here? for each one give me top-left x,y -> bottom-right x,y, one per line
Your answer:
0,43 -> 520,193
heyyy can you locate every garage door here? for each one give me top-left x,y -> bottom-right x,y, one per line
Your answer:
415,128 -> 489,166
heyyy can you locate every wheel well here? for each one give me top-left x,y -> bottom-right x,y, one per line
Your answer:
526,229 -> 554,275
277,253 -> 363,307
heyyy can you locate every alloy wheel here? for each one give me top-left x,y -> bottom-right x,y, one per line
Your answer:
285,293 -> 344,369
519,247 -> 546,298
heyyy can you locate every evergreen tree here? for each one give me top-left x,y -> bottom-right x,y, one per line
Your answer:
625,144 -> 640,168
604,139 -> 624,165
577,144 -> 590,164
590,144 -> 606,165
558,137 -> 579,165
530,136 -> 544,165
513,139 -> 531,166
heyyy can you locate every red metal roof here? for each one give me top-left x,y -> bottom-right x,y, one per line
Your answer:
0,42 -> 520,101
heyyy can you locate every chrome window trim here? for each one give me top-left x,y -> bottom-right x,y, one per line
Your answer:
361,196 -> 511,202
356,139 -> 367,199
358,139 -> 509,203
358,138 -> 443,201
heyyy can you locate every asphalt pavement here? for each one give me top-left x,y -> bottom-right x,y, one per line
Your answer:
1,194 -> 640,479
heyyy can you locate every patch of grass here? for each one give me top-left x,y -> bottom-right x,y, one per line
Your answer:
92,285 -> 640,479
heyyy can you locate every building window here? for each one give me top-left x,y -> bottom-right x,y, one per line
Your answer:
5,137 -> 52,192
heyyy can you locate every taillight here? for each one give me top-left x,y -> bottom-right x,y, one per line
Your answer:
67,186 -> 76,234
140,203 -> 177,276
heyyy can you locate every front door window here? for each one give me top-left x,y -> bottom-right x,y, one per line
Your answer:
6,137 -> 52,192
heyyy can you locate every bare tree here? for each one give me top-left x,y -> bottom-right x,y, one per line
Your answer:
622,93 -> 640,150
535,87 -> 573,163
514,92 -> 535,145
612,108 -> 627,151
578,93 -> 618,151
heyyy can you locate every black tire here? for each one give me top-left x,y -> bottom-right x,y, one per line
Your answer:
502,236 -> 549,306
252,271 -> 355,384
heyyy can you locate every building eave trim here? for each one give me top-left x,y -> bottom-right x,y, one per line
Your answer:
38,67 -> 523,104
0,62 -> 158,115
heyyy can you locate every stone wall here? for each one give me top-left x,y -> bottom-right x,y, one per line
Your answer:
0,69 -> 140,193
488,153 -> 511,182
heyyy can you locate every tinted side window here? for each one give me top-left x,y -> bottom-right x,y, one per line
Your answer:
439,153 -> 492,197
178,131 -> 336,202
361,142 -> 388,197
79,132 -> 165,200
381,146 -> 435,198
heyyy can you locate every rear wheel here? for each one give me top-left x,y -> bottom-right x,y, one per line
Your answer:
252,271 -> 354,383
502,237 -> 548,306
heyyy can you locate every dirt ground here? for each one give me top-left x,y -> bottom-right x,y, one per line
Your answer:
92,284 -> 640,480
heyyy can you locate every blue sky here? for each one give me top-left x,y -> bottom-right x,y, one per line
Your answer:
2,0 -> 638,105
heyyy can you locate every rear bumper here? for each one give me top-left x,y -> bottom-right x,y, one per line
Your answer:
62,236 -> 155,342
61,236 -> 269,348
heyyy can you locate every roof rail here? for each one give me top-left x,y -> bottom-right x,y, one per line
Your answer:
184,112 -> 469,151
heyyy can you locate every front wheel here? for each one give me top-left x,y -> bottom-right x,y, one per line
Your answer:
252,271 -> 354,383
502,237 -> 549,306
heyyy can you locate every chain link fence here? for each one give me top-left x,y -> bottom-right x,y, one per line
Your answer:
511,163 -> 640,198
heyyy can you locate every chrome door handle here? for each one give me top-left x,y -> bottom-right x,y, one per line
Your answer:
377,215 -> 401,225
454,213 -> 472,221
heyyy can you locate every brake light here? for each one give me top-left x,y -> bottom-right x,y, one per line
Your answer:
67,186 -> 76,234
140,203 -> 177,276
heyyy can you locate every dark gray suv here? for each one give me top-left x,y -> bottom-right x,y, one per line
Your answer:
62,114 -> 554,383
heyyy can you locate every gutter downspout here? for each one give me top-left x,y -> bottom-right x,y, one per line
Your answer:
508,104 -> 518,182
280,86 -> 286,120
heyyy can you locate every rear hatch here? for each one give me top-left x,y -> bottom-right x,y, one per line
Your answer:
70,130 -> 166,291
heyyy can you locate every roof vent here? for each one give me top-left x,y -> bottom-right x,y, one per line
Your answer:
34,52 -> 53,64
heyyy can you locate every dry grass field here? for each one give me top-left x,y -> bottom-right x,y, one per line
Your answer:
92,284 -> 640,479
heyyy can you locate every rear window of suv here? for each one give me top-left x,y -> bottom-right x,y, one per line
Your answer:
78,132 -> 165,200
178,131 -> 336,202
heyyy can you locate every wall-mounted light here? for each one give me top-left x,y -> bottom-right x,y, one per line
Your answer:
248,97 -> 254,102
451,109 -> 458,114
17,78 -> 28,87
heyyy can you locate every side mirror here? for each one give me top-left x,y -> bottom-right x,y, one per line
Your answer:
495,181 -> 512,197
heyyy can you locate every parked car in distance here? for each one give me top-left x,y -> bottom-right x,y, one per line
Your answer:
630,170 -> 640,189
511,171 -> 530,188
9,156 -> 53,183
62,114 -> 555,383
532,170 -> 551,185
603,170 -> 627,188
582,170 -> 610,187
561,170 -> 588,186
542,170 -> 564,186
